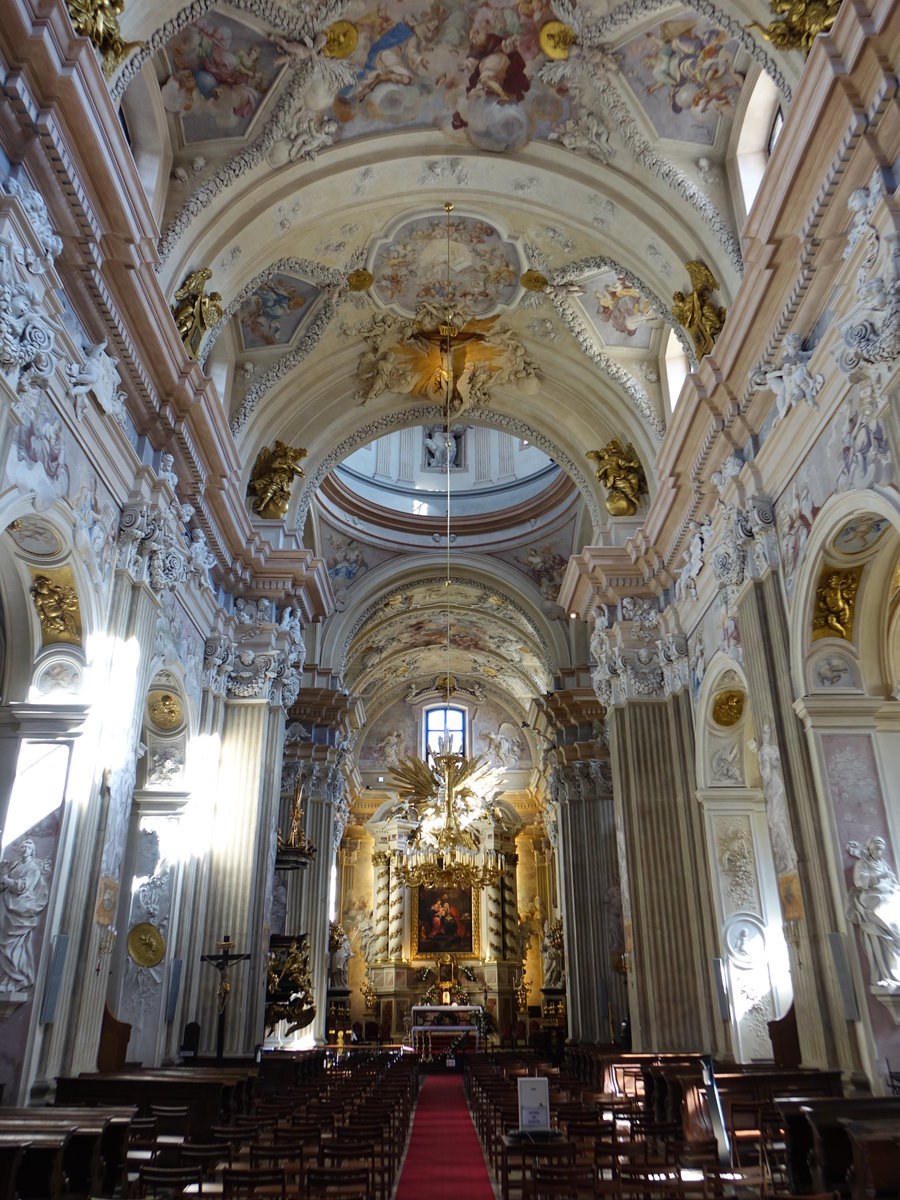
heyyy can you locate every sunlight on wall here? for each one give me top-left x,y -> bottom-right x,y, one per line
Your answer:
665,329 -> 690,412
82,632 -> 142,775
181,732 -> 222,861
2,741 -> 71,851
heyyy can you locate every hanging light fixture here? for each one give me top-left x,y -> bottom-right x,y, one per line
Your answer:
389,202 -> 506,891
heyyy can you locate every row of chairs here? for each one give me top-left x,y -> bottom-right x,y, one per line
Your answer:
130,1051 -> 417,1200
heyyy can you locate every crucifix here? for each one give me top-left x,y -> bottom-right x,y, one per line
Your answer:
200,934 -> 250,1065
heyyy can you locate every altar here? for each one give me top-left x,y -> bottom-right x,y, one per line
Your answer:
409,1004 -> 483,1053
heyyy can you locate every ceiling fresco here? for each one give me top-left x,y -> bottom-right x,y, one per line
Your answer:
370,214 -> 521,316
160,15 -> 282,143
579,270 -> 660,349
615,17 -> 745,145
342,578 -> 553,708
237,272 -> 321,350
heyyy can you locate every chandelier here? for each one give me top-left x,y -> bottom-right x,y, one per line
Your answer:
390,737 -> 506,888
388,201 -> 506,891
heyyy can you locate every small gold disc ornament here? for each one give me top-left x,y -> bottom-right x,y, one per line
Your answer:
712,689 -> 745,727
324,21 -> 358,59
127,922 -> 166,967
521,270 -> 549,292
539,20 -> 577,59
148,691 -> 182,731
347,268 -> 374,292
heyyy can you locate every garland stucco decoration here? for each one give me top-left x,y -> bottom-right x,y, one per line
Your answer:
200,256 -> 346,368
291,402 -> 604,539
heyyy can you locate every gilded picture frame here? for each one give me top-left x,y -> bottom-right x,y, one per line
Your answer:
412,884 -> 480,959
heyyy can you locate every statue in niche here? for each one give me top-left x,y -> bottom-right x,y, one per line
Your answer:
0,838 -> 51,994
846,837 -> 900,989
749,721 -> 796,876
541,918 -> 565,989
376,729 -> 406,767
328,922 -> 353,990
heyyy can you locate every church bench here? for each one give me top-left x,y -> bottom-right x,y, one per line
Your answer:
55,1070 -> 256,1139
0,1104 -> 136,1197
0,1125 -> 73,1200
840,1117 -> 900,1200
774,1096 -> 900,1195
0,1137 -> 25,1200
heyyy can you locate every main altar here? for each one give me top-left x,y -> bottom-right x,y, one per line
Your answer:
409,1003 -> 483,1055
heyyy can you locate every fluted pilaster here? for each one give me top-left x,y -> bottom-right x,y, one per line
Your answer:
736,573 -> 855,1071
197,697 -> 284,1054
555,760 -> 626,1044
609,691 -> 726,1052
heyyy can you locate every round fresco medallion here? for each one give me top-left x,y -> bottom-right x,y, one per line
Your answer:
832,515 -> 889,557
9,518 -> 63,558
147,691 -> 183,732
127,922 -> 166,968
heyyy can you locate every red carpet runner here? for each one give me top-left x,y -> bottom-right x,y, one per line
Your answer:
394,1074 -> 496,1200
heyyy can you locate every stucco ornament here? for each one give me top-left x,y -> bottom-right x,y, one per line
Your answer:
756,332 -> 823,422
66,339 -> 128,427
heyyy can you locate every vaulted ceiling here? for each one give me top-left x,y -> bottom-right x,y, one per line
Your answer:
110,0 -> 802,736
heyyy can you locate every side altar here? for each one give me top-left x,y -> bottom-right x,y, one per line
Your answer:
409,1004 -> 483,1053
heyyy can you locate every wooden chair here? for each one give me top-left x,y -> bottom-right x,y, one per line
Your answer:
249,1143 -> 303,1191
222,1166 -> 287,1200
318,1141 -> 375,1200
179,1143 -> 231,1177
138,1164 -> 204,1198
531,1163 -> 607,1198
303,1164 -> 372,1199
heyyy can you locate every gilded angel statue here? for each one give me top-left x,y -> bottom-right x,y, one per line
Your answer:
248,441 -> 307,520
172,268 -> 224,359
672,261 -> 726,358
586,439 -> 648,516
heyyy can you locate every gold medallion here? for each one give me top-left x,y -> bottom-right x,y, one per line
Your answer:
324,21 -> 358,59
148,691 -> 183,731
127,922 -> 166,967
347,268 -> 374,292
539,21 -> 577,60
521,270 -> 548,292
712,689 -> 745,727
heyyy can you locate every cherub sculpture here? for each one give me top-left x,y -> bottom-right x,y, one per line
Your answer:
171,268 -> 224,359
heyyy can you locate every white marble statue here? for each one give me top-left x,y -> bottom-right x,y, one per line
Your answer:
0,839 -> 51,994
764,333 -> 823,421
846,836 -> 900,990
750,721 -> 797,876
328,929 -> 354,990
541,919 -> 565,989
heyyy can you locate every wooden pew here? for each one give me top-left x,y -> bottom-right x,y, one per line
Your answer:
775,1096 -> 900,1195
0,1136 -> 26,1200
840,1117 -> 900,1200
0,1105 -> 136,1198
55,1069 -> 256,1139
0,1124 -> 73,1200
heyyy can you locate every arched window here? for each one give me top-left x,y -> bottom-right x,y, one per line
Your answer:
425,706 -> 466,757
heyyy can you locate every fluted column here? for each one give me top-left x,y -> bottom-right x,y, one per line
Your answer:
737,572 -> 855,1070
372,852 -> 390,961
609,689 -> 726,1053
554,759 -> 625,1044
196,696 -> 284,1054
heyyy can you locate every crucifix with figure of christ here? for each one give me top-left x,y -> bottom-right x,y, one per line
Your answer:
200,934 -> 250,1065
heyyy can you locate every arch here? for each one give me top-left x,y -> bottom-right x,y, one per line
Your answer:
790,489 -> 900,700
